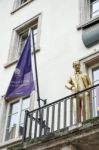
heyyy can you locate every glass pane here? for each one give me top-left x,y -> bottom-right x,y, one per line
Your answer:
31,27 -> 38,49
34,28 -> 38,35
92,67 -> 99,117
5,102 -> 19,141
19,31 -> 28,54
34,34 -> 37,49
92,1 -> 99,12
93,68 -> 99,83
21,0 -> 28,4
7,114 -> 18,128
19,124 -> 24,136
91,0 -> 97,2
92,11 -> 99,17
22,97 -> 30,110
20,111 -> 25,124
5,127 -> 16,141
10,101 -> 19,114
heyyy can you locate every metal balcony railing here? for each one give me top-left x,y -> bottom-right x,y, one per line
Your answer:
22,84 -> 99,142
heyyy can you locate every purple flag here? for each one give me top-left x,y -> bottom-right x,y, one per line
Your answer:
5,35 -> 35,100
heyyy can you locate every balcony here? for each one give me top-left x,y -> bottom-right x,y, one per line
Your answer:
8,84 -> 99,150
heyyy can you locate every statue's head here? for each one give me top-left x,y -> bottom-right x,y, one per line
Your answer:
73,60 -> 80,73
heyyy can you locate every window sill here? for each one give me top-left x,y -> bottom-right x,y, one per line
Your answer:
11,0 -> 33,14
4,48 -> 40,68
77,16 -> 99,30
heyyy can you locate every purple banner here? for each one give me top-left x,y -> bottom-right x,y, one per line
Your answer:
5,35 -> 35,100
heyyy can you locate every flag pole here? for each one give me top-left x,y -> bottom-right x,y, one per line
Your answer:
31,30 -> 41,108
31,30 -> 49,132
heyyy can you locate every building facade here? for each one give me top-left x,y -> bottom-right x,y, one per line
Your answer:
0,0 -> 99,149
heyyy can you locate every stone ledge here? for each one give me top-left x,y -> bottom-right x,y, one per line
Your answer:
11,0 -> 33,14
77,16 -> 99,30
6,117 -> 99,150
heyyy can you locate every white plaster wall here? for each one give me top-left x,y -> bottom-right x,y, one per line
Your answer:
0,0 -> 99,103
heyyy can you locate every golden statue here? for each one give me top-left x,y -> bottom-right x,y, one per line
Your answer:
65,61 -> 91,123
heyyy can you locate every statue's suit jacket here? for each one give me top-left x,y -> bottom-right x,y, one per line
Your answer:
67,73 -> 91,92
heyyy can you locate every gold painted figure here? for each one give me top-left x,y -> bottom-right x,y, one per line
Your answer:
65,61 -> 91,123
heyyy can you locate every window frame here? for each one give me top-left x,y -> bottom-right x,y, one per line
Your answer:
90,0 -> 99,18
79,0 -> 90,25
79,51 -> 99,118
5,100 -> 20,141
11,0 -> 33,14
4,97 -> 30,141
79,51 -> 99,74
18,30 -> 29,56
5,14 -> 42,68
88,63 -> 99,84
78,0 -> 99,28
92,66 -> 99,83
88,63 -> 99,117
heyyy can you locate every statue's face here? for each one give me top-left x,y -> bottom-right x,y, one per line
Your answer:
73,63 -> 80,72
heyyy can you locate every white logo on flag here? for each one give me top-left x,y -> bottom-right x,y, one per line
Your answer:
15,68 -> 21,77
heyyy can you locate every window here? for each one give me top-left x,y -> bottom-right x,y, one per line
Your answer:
90,0 -> 99,18
6,15 -> 41,66
18,31 -> 28,55
80,52 -> 99,117
21,0 -> 28,4
19,98 -> 30,136
79,1 -> 99,47
92,66 -> 99,114
92,66 -> 99,85
18,25 -> 38,56
5,97 -> 30,141
13,0 -> 32,10
79,0 -> 99,25
89,65 -> 99,117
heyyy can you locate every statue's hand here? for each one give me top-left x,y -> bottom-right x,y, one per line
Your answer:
71,87 -> 77,93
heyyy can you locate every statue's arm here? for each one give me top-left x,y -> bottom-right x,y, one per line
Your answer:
84,73 -> 91,87
65,77 -> 77,92
65,78 -> 72,90
87,76 -> 91,87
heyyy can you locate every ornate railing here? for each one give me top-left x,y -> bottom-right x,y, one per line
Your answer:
22,84 -> 99,142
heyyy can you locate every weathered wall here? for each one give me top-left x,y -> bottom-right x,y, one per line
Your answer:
0,0 -> 99,148
0,0 -> 98,103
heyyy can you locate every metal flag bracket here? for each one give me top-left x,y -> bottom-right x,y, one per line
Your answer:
40,98 -> 47,105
